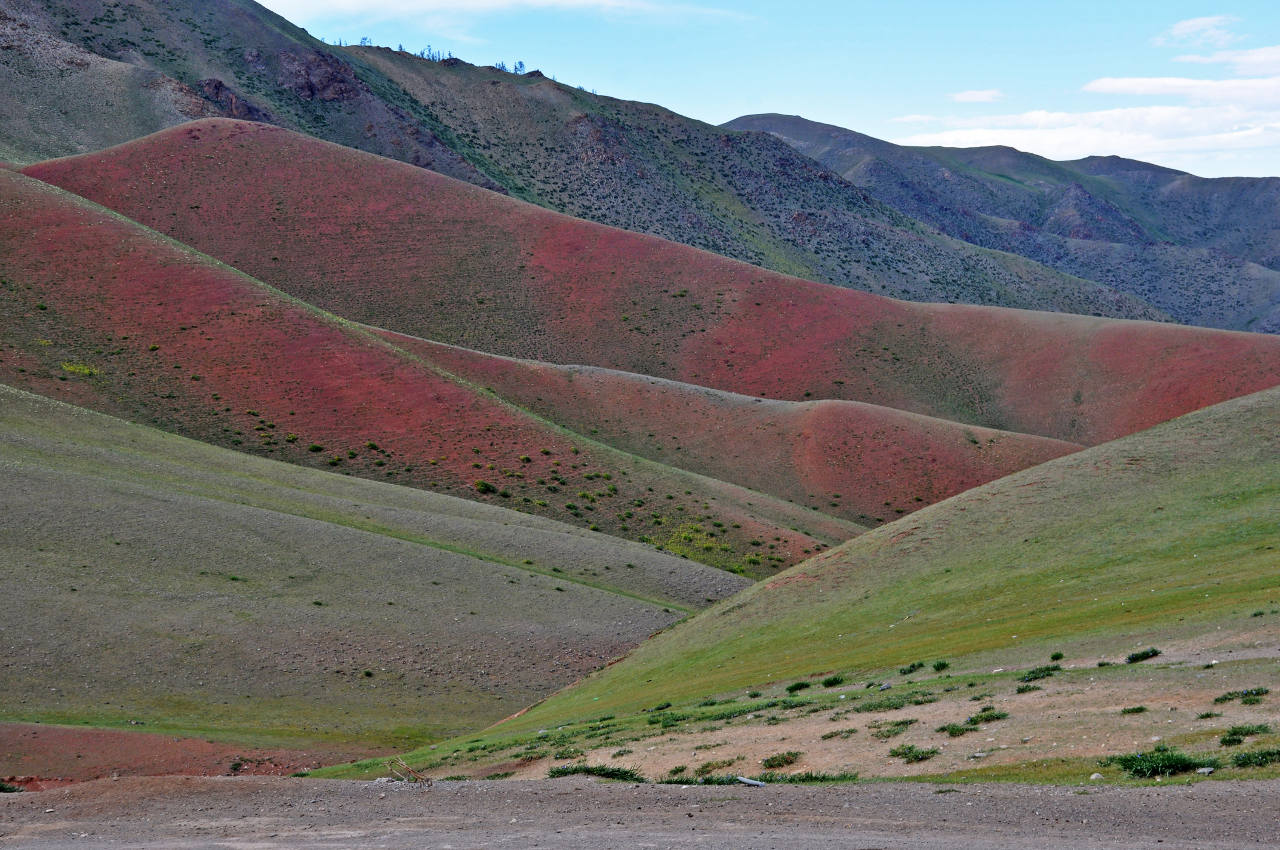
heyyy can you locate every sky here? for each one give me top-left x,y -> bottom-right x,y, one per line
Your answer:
255,1 -> 1280,177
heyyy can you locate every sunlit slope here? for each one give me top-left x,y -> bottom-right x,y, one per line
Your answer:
0,384 -> 753,747
388,331 -> 1081,526
0,168 -> 858,572
484,385 -> 1280,732
27,119 -> 1280,445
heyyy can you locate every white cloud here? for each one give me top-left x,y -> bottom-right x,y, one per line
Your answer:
890,104 -> 1280,175
950,89 -> 1002,103
1084,75 -> 1280,106
1175,44 -> 1280,76
1153,15 -> 1239,48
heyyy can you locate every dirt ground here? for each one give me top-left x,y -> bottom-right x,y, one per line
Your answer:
3,774 -> 1278,849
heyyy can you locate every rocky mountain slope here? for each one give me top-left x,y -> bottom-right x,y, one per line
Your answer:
727,113 -> 1280,332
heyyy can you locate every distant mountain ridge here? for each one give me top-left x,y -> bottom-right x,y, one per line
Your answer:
0,0 -> 1163,323
726,113 -> 1280,333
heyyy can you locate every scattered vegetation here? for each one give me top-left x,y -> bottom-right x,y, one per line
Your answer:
889,744 -> 939,763
1125,647 -> 1161,664
1120,706 -> 1147,715
869,719 -> 917,739
1214,688 -> 1269,704
1220,725 -> 1270,747
1232,749 -> 1280,768
760,751 -> 802,769
1019,665 -> 1061,682
1100,745 -> 1218,778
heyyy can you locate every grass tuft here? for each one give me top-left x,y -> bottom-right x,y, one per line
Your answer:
548,764 -> 645,782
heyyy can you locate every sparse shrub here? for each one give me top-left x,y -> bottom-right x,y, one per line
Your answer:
1214,688 -> 1269,704
821,675 -> 845,688
1120,706 -> 1147,715
760,751 -> 801,769
967,706 -> 1008,724
932,660 -> 950,672
0,781 -> 21,793
696,757 -> 739,776
899,661 -> 925,676
1232,749 -> 1280,768
1050,652 -> 1065,661
1125,647 -> 1161,664
869,719 -> 916,739
1016,685 -> 1042,694
1220,724 -> 1270,747
786,681 -> 812,693
548,764 -> 645,782
937,722 -> 979,737
308,443 -> 323,452
821,727 -> 857,740
889,744 -> 939,763
1197,712 -> 1223,719
474,480 -> 497,494
1020,664 -> 1062,682
667,765 -> 686,776
1101,745 -> 1218,778
552,746 -> 584,759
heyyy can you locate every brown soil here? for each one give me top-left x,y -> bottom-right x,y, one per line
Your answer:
3,774 -> 1278,848
0,723 -> 389,791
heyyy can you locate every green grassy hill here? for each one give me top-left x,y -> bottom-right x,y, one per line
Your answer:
0,382 -> 752,750
366,385 -> 1280,780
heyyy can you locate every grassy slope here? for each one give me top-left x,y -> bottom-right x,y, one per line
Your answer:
0,383 -> 754,748
0,167 -> 860,574
457,383 -> 1280,738
386,331 -> 1081,526
25,119 -> 1280,447
726,113 -> 1280,333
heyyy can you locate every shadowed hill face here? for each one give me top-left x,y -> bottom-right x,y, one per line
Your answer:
726,114 -> 1280,333
384,332 -> 1081,526
25,119 -> 1280,446
478,383 -> 1280,733
0,383 -> 751,746
0,168 -> 858,574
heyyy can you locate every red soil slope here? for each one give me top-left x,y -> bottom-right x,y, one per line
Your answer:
0,169 -> 854,574
386,332 -> 1081,525
0,723 -> 385,789
25,119 -> 1280,445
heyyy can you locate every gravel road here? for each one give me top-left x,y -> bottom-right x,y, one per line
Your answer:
3,775 -> 1277,848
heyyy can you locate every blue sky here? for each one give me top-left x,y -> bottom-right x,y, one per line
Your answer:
256,1 -> 1280,177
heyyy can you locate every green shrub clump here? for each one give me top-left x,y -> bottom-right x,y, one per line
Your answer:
1100,745 -> 1219,778
761,751 -> 802,769
889,744 -> 939,763
548,764 -> 646,782
1019,664 -> 1062,682
1125,647 -> 1161,664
